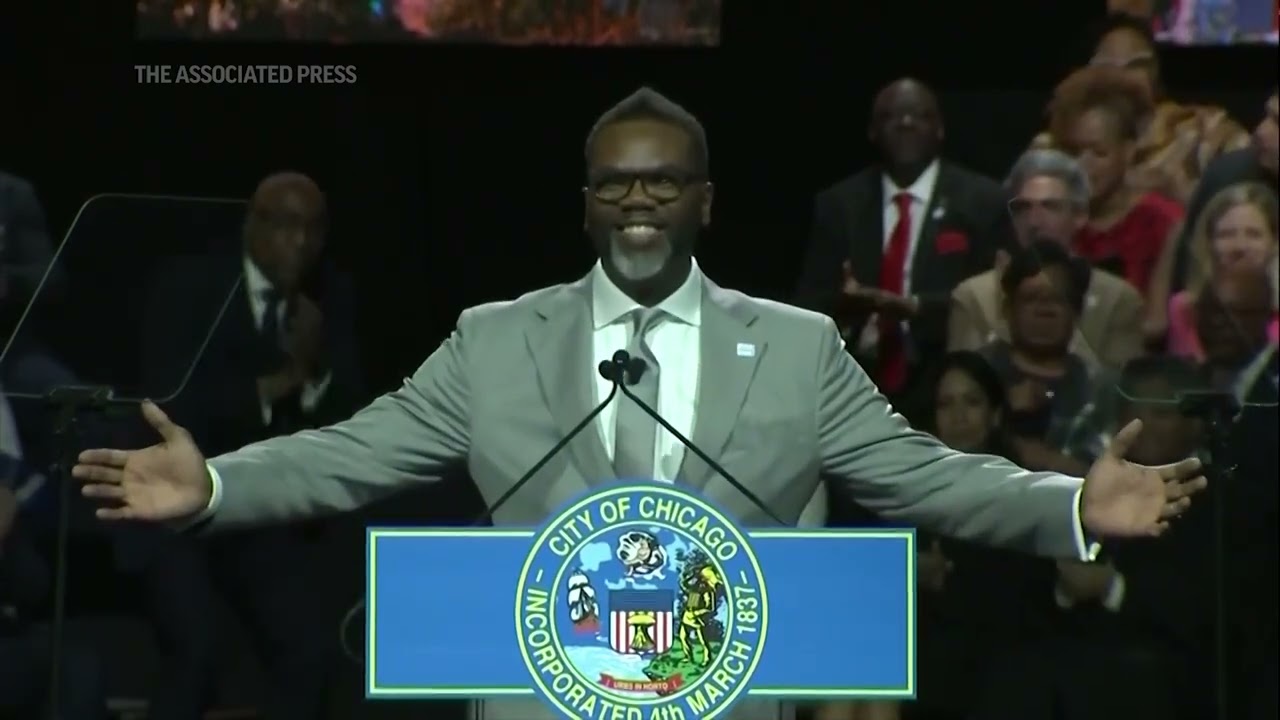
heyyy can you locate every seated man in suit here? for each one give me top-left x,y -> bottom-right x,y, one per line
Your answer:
119,172 -> 363,720
76,88 -> 1204,720
797,77 -> 1009,405
0,169 -> 76,400
1,412 -> 107,720
949,148 -> 1145,370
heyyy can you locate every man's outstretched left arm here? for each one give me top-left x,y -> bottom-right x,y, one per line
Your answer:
814,318 -> 1095,559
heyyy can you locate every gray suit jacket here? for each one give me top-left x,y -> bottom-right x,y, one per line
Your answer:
207,273 -> 1085,719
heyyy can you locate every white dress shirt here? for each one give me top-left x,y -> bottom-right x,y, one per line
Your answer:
590,259 -> 703,482
241,256 -> 331,426
879,159 -> 940,297
857,161 -> 942,353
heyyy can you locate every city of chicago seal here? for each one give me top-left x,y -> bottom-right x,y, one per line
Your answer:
516,484 -> 769,719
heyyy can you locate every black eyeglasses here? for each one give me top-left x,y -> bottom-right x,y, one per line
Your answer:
1008,197 -> 1071,216
589,171 -> 703,204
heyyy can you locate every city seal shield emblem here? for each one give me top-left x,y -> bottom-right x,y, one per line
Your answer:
516,484 -> 769,719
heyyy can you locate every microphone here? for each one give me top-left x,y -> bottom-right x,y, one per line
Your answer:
600,349 -> 785,526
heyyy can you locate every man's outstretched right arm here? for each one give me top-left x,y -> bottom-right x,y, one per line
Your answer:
198,311 -> 475,530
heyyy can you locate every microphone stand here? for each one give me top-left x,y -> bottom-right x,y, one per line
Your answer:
1178,390 -> 1239,720
471,379 -> 620,526
44,384 -> 116,720
606,351 -> 785,526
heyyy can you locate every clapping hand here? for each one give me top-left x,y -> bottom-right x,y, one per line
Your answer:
1080,419 -> 1207,539
835,261 -> 917,319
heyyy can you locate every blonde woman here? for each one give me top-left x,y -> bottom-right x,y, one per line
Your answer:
1166,182 -> 1279,359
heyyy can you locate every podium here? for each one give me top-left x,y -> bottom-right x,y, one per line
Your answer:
365,482 -> 916,718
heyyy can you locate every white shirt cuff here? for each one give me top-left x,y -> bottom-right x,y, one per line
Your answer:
189,463 -> 222,523
300,371 -> 332,412
1072,488 -> 1102,561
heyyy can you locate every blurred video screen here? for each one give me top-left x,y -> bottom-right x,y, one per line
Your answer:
135,0 -> 723,45
1150,0 -> 1278,44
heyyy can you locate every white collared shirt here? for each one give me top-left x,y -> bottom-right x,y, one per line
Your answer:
590,260 -> 703,482
880,159 -> 940,297
241,256 -> 331,425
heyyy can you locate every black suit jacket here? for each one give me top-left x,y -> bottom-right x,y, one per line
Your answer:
796,161 -> 1011,368
140,253 -> 363,457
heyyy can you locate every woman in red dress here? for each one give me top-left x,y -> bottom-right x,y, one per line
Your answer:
1046,65 -> 1185,297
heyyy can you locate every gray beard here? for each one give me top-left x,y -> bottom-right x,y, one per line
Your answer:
608,235 -> 672,282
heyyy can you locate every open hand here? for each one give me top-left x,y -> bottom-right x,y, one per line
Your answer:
73,401 -> 211,522
1081,419 -> 1207,538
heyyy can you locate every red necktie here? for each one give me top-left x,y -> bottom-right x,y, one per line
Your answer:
878,192 -> 913,393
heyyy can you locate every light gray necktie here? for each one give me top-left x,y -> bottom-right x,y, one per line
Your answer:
613,308 -> 664,480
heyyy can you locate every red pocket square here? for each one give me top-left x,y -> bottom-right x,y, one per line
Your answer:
936,231 -> 969,254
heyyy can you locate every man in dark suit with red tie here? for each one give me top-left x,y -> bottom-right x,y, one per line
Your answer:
796,78 -> 1012,414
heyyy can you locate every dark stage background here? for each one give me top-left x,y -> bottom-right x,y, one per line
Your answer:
3,0 -> 1278,716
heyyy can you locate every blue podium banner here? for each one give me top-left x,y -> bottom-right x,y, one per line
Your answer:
366,484 -> 916,718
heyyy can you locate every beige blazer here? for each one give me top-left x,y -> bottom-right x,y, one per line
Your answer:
948,267 -> 1145,370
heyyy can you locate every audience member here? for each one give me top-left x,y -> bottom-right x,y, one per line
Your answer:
908,352 -> 1054,720
0,171 -> 78,527
117,172 -> 362,720
1,425 -> 107,719
1045,14 -> 1250,201
1045,64 -> 1184,295
949,149 -> 1145,369
797,77 -> 1009,405
1195,268 -> 1275,391
1040,356 -> 1214,720
978,241 -> 1099,475
1168,182 -> 1279,359
1151,89 -> 1280,335
0,170 -> 76,397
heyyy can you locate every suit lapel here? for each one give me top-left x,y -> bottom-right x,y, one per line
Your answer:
679,281 -> 766,490
910,163 -> 949,290
847,174 -> 885,287
525,277 -> 614,486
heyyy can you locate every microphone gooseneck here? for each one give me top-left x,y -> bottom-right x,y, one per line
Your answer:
602,349 -> 786,526
471,379 -> 622,526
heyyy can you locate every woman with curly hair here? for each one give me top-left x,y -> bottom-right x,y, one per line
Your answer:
1044,63 -> 1185,295
1032,14 -> 1250,202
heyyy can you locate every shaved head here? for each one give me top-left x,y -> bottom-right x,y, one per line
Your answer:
244,171 -> 326,295
869,77 -> 944,181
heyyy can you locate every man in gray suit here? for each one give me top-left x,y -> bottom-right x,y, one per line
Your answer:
75,88 -> 1205,720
